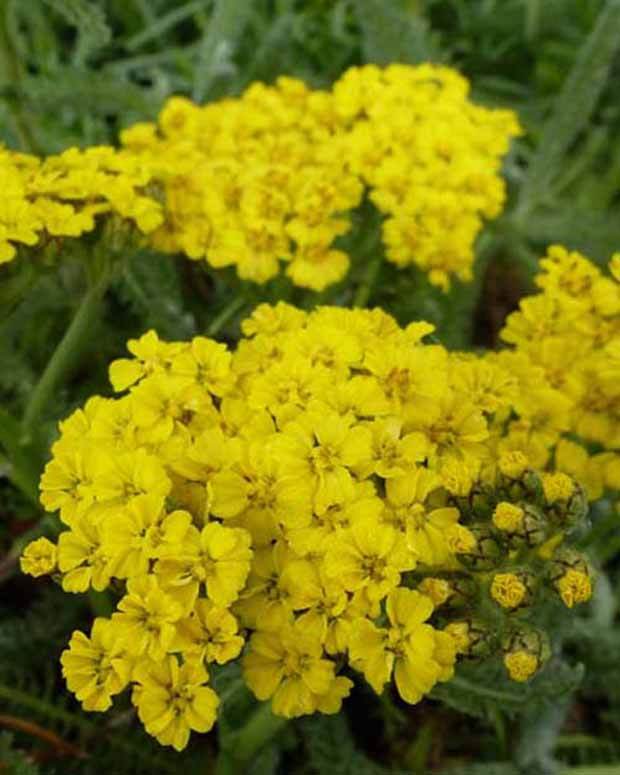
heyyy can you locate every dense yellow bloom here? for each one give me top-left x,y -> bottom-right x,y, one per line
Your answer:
25,298 -> 598,744
0,144 -> 162,263
2,65 -> 518,292
497,245 -> 620,497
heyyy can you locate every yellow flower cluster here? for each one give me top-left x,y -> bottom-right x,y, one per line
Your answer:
496,245 -> 620,498
1,64 -> 519,292
120,64 -> 519,290
22,302 -> 593,749
0,145 -> 163,263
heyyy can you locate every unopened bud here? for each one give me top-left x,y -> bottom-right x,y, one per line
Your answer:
549,547 -> 593,608
492,502 -> 524,533
502,627 -> 550,682
457,525 -> 503,570
490,571 -> 534,610
504,650 -> 539,682
445,618 -> 494,658
556,568 -> 592,608
541,472 -> 574,504
418,577 -> 452,607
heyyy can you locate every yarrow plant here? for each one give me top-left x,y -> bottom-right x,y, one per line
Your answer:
21,249 -> 604,750
1,64 -> 520,291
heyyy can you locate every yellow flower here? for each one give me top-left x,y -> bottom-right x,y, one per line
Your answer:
20,537 -> 57,577
275,410 -> 373,503
57,514 -> 115,593
444,621 -> 472,654
61,618 -> 131,711
156,522 -> 252,609
323,517 -> 415,601
243,622 -> 350,717
385,468 -> 463,566
101,494 -> 191,578
113,575 -> 183,659
173,599 -> 244,665
348,588 -> 455,703
133,657 -> 219,750
109,330 -> 174,392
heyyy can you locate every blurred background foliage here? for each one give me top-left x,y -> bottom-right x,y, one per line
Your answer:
2,1 -> 620,773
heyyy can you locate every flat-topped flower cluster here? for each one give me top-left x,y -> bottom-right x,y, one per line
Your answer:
1,64 -> 520,291
0,145 -> 163,264
21,271 -> 597,750
496,245 -> 620,498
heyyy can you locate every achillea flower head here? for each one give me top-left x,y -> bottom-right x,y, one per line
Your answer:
2,64 -> 520,292
22,299 -> 596,746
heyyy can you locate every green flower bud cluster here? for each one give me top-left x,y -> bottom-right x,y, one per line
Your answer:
423,467 -> 593,683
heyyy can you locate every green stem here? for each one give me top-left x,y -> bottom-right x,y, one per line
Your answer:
0,684 -> 94,735
21,277 -> 109,440
354,253 -> 382,308
207,295 -> 247,337
0,408 -> 39,505
216,702 -> 288,775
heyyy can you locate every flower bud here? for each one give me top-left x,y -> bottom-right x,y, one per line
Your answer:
502,627 -> 549,682
445,618 -> 495,658
556,569 -> 592,608
549,548 -> 593,608
504,650 -> 539,682
492,502 -> 524,533
490,571 -> 534,610
418,577 -> 452,607
541,472 -> 574,504
20,537 -> 58,578
457,525 -> 502,570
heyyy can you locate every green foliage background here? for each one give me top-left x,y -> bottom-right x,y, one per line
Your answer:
1,1 -> 620,773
